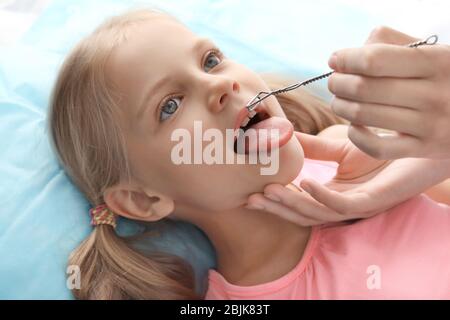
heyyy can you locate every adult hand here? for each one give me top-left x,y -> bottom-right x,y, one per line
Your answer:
328,26 -> 450,160
245,132 -> 450,226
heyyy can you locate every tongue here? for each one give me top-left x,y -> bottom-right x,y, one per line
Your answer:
240,116 -> 294,154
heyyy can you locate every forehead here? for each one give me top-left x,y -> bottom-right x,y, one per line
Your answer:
111,16 -> 197,69
106,17 -> 197,106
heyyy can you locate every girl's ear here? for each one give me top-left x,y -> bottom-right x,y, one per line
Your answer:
103,184 -> 175,222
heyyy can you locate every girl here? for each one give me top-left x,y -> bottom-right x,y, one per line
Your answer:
48,9 -> 450,299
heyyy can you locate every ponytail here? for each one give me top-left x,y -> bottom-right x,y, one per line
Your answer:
69,225 -> 199,299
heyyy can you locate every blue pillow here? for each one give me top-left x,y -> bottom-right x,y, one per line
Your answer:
0,0 -> 378,299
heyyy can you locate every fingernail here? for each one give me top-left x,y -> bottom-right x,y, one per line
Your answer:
301,184 -> 312,194
264,193 -> 281,202
328,53 -> 338,70
245,203 -> 265,210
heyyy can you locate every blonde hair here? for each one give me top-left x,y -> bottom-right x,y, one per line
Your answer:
48,8 -> 345,300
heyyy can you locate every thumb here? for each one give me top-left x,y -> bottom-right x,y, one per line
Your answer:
296,131 -> 347,162
300,179 -> 369,216
364,26 -> 419,46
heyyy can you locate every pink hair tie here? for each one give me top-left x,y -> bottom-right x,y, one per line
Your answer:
89,204 -> 117,229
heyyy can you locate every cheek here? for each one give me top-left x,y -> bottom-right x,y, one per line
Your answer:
169,166 -> 243,212
254,134 -> 304,189
278,135 -> 305,181
164,141 -> 302,215
161,136 -> 305,213
152,86 -> 305,211
234,63 -> 271,92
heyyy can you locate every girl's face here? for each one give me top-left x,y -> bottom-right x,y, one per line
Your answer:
107,15 -> 304,214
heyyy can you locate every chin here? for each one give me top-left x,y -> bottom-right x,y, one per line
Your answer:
259,133 -> 304,186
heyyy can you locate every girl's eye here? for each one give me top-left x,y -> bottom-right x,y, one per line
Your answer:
158,50 -> 223,122
204,50 -> 222,72
159,96 -> 182,122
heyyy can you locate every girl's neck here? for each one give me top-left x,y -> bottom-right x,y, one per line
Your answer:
188,206 -> 312,286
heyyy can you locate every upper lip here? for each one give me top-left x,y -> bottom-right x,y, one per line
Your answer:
234,101 -> 269,133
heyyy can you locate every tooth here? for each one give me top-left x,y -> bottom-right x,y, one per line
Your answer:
241,116 -> 251,128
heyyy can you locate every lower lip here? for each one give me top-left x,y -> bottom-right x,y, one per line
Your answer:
236,116 -> 294,154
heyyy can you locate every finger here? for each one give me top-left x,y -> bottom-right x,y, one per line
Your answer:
362,158 -> 450,206
347,124 -> 423,160
295,132 -> 347,162
329,44 -> 435,78
263,184 -> 344,222
246,193 -> 325,226
300,179 -> 369,216
331,97 -> 427,137
364,26 -> 419,45
328,73 -> 433,110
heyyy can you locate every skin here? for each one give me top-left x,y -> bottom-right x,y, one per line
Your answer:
320,125 -> 450,206
246,28 -> 450,225
328,26 -> 450,160
101,14 -> 310,285
247,128 -> 450,225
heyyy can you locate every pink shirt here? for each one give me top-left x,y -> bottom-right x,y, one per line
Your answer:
205,159 -> 450,299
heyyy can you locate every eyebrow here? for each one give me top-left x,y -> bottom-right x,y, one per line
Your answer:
135,37 -> 214,122
136,75 -> 171,121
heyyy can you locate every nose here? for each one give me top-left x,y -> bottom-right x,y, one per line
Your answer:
206,77 -> 240,113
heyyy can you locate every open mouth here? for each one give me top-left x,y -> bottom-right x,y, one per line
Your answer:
234,107 -> 271,154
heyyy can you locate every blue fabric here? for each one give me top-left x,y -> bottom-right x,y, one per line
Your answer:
0,0 -> 378,299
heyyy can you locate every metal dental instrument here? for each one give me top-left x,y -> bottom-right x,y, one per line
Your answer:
246,34 -> 439,115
